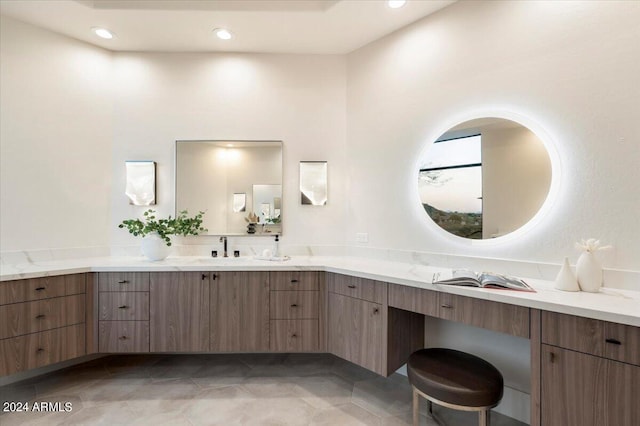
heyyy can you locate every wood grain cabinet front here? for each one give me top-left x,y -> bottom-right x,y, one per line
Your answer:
270,320 -> 319,352
327,273 -> 385,304
328,292 -> 384,375
98,292 -> 149,321
270,291 -> 319,320
438,293 -> 530,338
388,284 -> 439,317
99,321 -> 149,353
210,271 -> 270,352
0,324 -> 86,376
541,344 -> 640,426
0,274 -> 85,305
542,311 -> 640,366
0,274 -> 87,377
0,294 -> 85,339
98,272 -> 150,292
149,272 -> 210,352
270,271 -> 319,291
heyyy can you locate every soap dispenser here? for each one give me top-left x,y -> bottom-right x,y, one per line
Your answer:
274,235 -> 280,258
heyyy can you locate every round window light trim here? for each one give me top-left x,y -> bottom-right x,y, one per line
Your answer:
413,108 -> 562,246
213,28 -> 233,40
92,27 -> 115,40
388,0 -> 407,9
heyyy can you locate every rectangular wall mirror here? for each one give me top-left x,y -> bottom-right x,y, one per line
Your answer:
176,140 -> 282,235
125,161 -> 156,206
300,161 -> 328,205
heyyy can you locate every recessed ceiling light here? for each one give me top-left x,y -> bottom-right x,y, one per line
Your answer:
213,28 -> 233,40
92,27 -> 115,40
387,0 -> 407,9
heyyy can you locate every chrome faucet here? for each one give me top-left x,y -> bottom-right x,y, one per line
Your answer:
219,236 -> 228,258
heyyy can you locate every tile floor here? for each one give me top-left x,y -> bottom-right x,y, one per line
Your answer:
0,354 -> 524,426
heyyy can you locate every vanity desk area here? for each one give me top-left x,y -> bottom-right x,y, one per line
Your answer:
1,256 -> 638,426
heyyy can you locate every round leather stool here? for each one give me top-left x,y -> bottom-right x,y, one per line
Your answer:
407,348 -> 504,426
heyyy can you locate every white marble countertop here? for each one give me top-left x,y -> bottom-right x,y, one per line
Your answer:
2,255 -> 639,327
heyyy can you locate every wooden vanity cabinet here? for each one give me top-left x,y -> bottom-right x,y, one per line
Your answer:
269,271 -> 323,352
149,272 -> 210,352
541,345 -> 639,426
98,272 -> 150,353
210,271 -> 270,352
327,273 -> 387,375
540,311 -> 640,425
0,274 -> 87,376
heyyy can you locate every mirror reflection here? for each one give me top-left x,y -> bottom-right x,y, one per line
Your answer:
418,118 -> 551,239
300,161 -> 328,205
176,140 -> 282,235
125,161 -> 156,206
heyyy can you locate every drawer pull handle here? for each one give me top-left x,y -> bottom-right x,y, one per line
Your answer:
118,280 -> 129,284
36,348 -> 44,353
347,285 -> 356,289
373,308 -> 379,314
290,304 -> 298,308
291,279 -> 299,283
606,338 -> 622,345
441,304 -> 453,309
202,274 -> 208,280
549,351 -> 555,363
35,287 -> 46,291
291,334 -> 297,338
35,314 -> 46,319
118,305 -> 129,309
119,336 -> 128,340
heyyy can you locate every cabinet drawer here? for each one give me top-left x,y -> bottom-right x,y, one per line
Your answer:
438,293 -> 530,338
0,324 -> 86,376
270,320 -> 319,352
98,272 -> 149,292
0,294 -> 85,339
99,292 -> 149,321
388,284 -> 438,316
542,311 -> 640,365
327,273 -> 385,304
99,321 -> 149,353
0,274 -> 85,305
270,271 -> 319,291
270,291 -> 319,319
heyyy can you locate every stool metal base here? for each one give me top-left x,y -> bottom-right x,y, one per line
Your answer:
412,386 -> 497,426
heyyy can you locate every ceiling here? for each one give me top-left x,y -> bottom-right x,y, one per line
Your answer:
0,0 -> 455,54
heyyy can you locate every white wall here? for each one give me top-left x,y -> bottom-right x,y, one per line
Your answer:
346,0 -> 640,273
111,52 -> 347,249
0,16 -> 113,251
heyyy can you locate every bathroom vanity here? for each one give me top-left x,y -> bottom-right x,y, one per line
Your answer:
1,258 -> 638,425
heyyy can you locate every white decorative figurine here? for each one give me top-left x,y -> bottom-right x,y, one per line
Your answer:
554,257 -> 580,292
575,238 -> 612,293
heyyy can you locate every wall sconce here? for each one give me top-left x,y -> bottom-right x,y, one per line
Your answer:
233,193 -> 246,212
125,161 -> 156,205
300,161 -> 328,205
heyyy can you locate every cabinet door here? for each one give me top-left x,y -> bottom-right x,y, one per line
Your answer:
210,272 -> 270,352
150,272 -> 210,352
328,292 -> 383,375
541,345 -> 640,426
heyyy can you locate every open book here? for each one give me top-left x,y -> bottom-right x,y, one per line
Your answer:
434,270 -> 535,292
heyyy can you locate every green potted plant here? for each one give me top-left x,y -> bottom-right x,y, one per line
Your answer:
119,209 -> 207,260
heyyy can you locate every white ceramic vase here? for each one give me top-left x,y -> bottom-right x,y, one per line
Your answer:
554,257 -> 580,292
141,233 -> 171,261
576,251 -> 602,293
